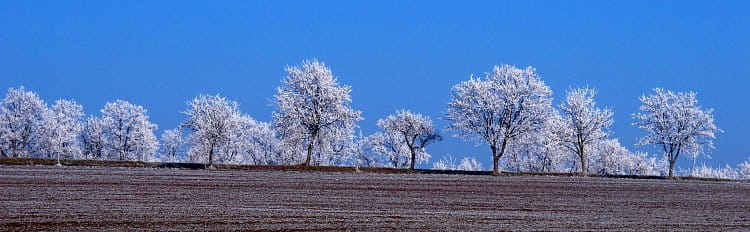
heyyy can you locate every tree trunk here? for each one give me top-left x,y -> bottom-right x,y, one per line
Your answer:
492,154 -> 500,176
491,140 -> 507,176
207,143 -> 214,169
304,136 -> 315,166
579,145 -> 587,175
409,147 -> 417,170
668,159 -> 676,178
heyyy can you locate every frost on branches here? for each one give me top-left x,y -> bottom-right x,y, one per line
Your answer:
273,59 -> 362,166
432,155 -> 484,171
371,110 -> 441,170
100,100 -> 159,161
159,128 -> 184,162
739,159 -> 750,179
590,139 -> 660,176
632,88 -> 721,178
689,164 -> 740,179
0,87 -> 48,158
182,94 -> 241,166
503,114 -> 571,173
554,87 -> 613,174
446,64 -> 553,175
182,94 -> 281,166
38,99 -> 84,160
81,116 -> 107,160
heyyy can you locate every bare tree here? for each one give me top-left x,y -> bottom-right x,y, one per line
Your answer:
632,88 -> 720,178
39,99 -> 84,160
554,87 -> 613,174
182,94 -> 241,167
101,100 -> 159,161
81,116 -> 107,159
160,128 -> 184,162
0,87 -> 48,158
273,59 -> 362,166
375,110 -> 441,170
446,65 -> 553,175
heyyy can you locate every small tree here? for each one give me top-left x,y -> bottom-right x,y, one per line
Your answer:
632,88 -> 720,178
273,59 -> 362,166
368,131 -> 416,168
555,87 -> 613,174
160,128 -> 184,162
376,110 -> 441,170
446,65 -> 553,175
739,159 -> 750,179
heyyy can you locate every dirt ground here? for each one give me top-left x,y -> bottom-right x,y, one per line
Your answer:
1,165 -> 749,231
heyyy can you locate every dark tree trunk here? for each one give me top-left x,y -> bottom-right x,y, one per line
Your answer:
668,159 -> 676,178
491,144 -> 499,176
409,147 -> 417,170
579,145 -> 587,175
207,143 -> 214,168
304,133 -> 316,166
492,139 -> 509,176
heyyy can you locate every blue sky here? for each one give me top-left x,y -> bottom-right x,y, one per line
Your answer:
1,1 -> 748,168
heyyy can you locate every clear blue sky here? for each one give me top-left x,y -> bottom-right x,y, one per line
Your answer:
1,1 -> 748,169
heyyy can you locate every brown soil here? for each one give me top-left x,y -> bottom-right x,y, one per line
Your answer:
1,165 -> 749,231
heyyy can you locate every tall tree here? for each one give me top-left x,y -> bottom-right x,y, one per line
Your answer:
375,110 -> 441,170
0,87 -> 48,158
101,100 -> 159,161
632,88 -> 720,178
273,59 -> 362,166
182,94 -> 241,167
446,65 -> 553,175
39,99 -> 84,159
554,87 -> 613,174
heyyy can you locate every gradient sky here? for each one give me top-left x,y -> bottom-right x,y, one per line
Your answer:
1,1 -> 748,169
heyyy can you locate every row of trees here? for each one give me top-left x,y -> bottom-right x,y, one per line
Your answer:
0,88 -> 158,161
1,60 -> 746,179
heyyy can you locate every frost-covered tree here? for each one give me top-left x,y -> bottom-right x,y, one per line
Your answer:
690,164 -> 740,179
376,110 -> 441,170
242,120 -> 281,165
432,155 -> 457,170
81,116 -> 107,159
39,99 -> 84,159
159,128 -> 184,162
182,94 -> 241,166
273,59 -> 362,166
351,131 -> 379,168
446,64 -> 553,175
101,100 -> 159,161
591,139 -> 659,175
555,87 -> 613,174
632,88 -> 721,178
432,155 -> 484,171
458,157 -> 484,171
368,131 -> 417,168
739,159 -> 750,179
0,87 -> 48,158
504,111 -> 570,173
